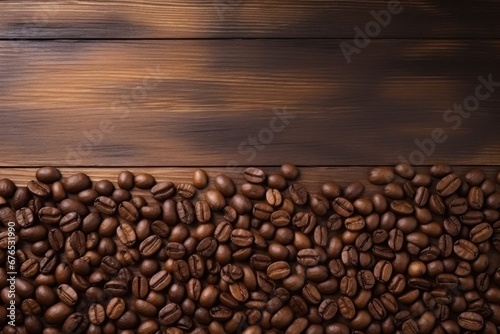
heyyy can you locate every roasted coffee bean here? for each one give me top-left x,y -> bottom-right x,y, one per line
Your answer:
318,299 -> 338,320
244,167 -> 266,184
296,248 -> 320,267
387,229 -> 403,251
38,206 -> 62,224
57,284 -> 78,306
293,211 -> 316,234
20,259 -> 39,278
458,311 -> 484,331
280,163 -> 299,180
177,199 -> 195,224
209,174 -> 234,198
149,270 -> 172,292
134,173 -> 155,189
345,215 -> 365,231
267,261 -> 291,280
16,207 -> 34,228
189,169 -> 208,190
309,193 -> 330,216
337,296 -> 356,320
367,298 -> 386,321
250,254 -> 272,271
253,202 -> 274,220
341,245 -> 359,266
88,303 -> 106,325
374,260 -> 393,283
241,183 -> 266,201
177,183 -> 196,199
64,173 -> 92,193
340,274 -> 358,297
369,167 -> 394,185
104,278 -> 128,296
266,188 -> 283,207
454,239 -> 478,260
94,196 -> 117,215
288,183 -> 308,205
357,270 -> 376,289
40,249 -> 58,274
343,182 -> 363,201
205,189 -> 226,211
469,222 -> 493,243
36,166 -> 62,184
229,281 -> 249,302
196,236 -> 218,257
231,229 -> 254,247
460,210 -> 484,225
332,197 -> 354,217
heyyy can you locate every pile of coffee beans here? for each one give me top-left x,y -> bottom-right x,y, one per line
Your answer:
1,164 -> 500,334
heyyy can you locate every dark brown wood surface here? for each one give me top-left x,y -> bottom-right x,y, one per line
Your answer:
1,1 -> 500,39
1,40 -> 500,166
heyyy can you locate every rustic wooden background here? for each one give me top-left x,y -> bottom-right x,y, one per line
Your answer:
1,1 -> 500,167
1,1 -> 500,330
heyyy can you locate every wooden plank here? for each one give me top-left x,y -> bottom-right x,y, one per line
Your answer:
1,40 -> 500,166
1,1 -> 500,39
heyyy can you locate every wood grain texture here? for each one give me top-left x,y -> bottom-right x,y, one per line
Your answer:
1,1 -> 500,39
1,40 -> 500,166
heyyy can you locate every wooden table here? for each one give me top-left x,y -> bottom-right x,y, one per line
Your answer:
1,1 -> 500,331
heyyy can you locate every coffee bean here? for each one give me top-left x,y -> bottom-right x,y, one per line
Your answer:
469,222 -> 493,243
228,281 -> 249,302
357,270 -> 375,289
35,167 -> 62,184
267,261 -> 291,280
436,173 -> 461,197
345,215 -> 365,231
241,183 -> 266,200
134,173 -> 156,189
88,303 -> 106,325
64,173 -> 92,193
177,199 -> 195,224
244,167 -> 266,184
94,196 -> 117,215
390,200 -> 414,215
467,186 -> 484,210
289,183 -> 308,205
458,311 -> 484,331
177,183 -> 196,199
367,298 -> 386,321
231,229 -> 254,247
116,170 -> 133,190
340,274 -> 358,297
293,212 -> 316,234
343,182 -> 363,201
332,197 -> 354,217
205,189 -> 226,211
149,270 -> 172,292
280,163 -> 299,180
139,235 -> 162,257
460,210 -> 484,225
27,180 -> 51,198
341,245 -> 358,266
454,239 -> 478,260
338,296 -> 356,320
196,236 -> 218,257
57,284 -> 78,306
253,202 -> 274,220
368,167 -> 394,185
